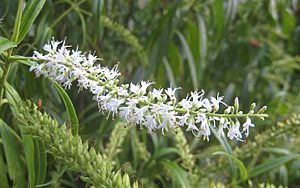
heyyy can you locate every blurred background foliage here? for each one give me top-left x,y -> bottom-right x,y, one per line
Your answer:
1,0 -> 300,187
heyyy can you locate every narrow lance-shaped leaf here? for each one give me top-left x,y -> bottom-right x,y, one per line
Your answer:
54,82 -> 79,136
0,149 -> 10,188
17,0 -> 46,44
0,119 -> 25,188
248,154 -> 300,179
176,31 -> 199,89
11,0 -> 24,42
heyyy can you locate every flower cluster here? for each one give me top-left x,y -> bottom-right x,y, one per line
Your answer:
30,39 -> 268,141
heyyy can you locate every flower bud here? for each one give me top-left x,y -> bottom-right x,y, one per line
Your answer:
257,106 -> 267,114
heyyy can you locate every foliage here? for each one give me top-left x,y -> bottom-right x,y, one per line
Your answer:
0,0 -> 300,187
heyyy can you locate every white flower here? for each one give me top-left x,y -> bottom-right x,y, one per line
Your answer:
106,98 -> 123,116
195,113 -> 206,123
201,99 -> 212,112
177,113 -> 190,126
103,66 -> 120,80
118,86 -> 129,96
210,93 -> 226,112
180,98 -> 192,110
63,79 -> 73,89
199,118 -> 210,140
130,83 -> 140,94
187,122 -> 199,134
97,95 -> 110,111
227,121 -> 243,141
91,85 -> 104,95
158,121 -> 168,134
151,88 -> 163,100
86,53 -> 97,67
119,99 -> 137,121
32,51 -> 45,60
191,90 -> 204,108
242,118 -> 255,137
158,110 -> 176,134
134,107 -> 147,124
140,81 -> 152,94
217,117 -> 227,137
165,88 -> 178,101
145,114 -> 157,132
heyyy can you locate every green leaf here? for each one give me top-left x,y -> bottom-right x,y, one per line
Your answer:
0,37 -> 17,54
34,140 -> 47,185
0,119 -> 25,188
17,0 -> 46,44
213,151 -> 248,181
248,154 -> 300,178
11,0 -> 24,42
4,81 -> 22,112
225,0 -> 239,26
23,135 -> 35,188
211,128 -> 237,180
213,0 -> 225,41
0,149 -> 9,188
159,159 -> 190,188
54,82 -> 79,136
4,81 -> 47,186
152,147 -> 179,160
21,137 -> 47,187
176,31 -> 199,89
163,57 -> 176,87
197,15 -> 207,66
12,56 -> 36,67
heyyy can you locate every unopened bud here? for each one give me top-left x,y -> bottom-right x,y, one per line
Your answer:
257,106 -> 267,114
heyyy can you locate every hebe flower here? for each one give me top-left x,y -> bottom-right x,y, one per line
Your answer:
30,39 -> 268,141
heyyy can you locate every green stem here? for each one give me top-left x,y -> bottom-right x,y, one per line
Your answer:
0,58 -> 11,109
8,55 -> 33,61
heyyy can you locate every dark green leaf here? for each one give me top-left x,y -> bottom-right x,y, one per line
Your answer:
54,82 -> 79,136
249,154 -> 300,178
17,0 -> 46,44
0,149 -> 9,188
213,151 -> 248,181
0,119 -> 25,188
160,159 -> 190,188
0,37 -> 17,54
11,0 -> 24,42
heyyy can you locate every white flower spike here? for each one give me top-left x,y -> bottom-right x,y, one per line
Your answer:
30,39 -> 268,141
